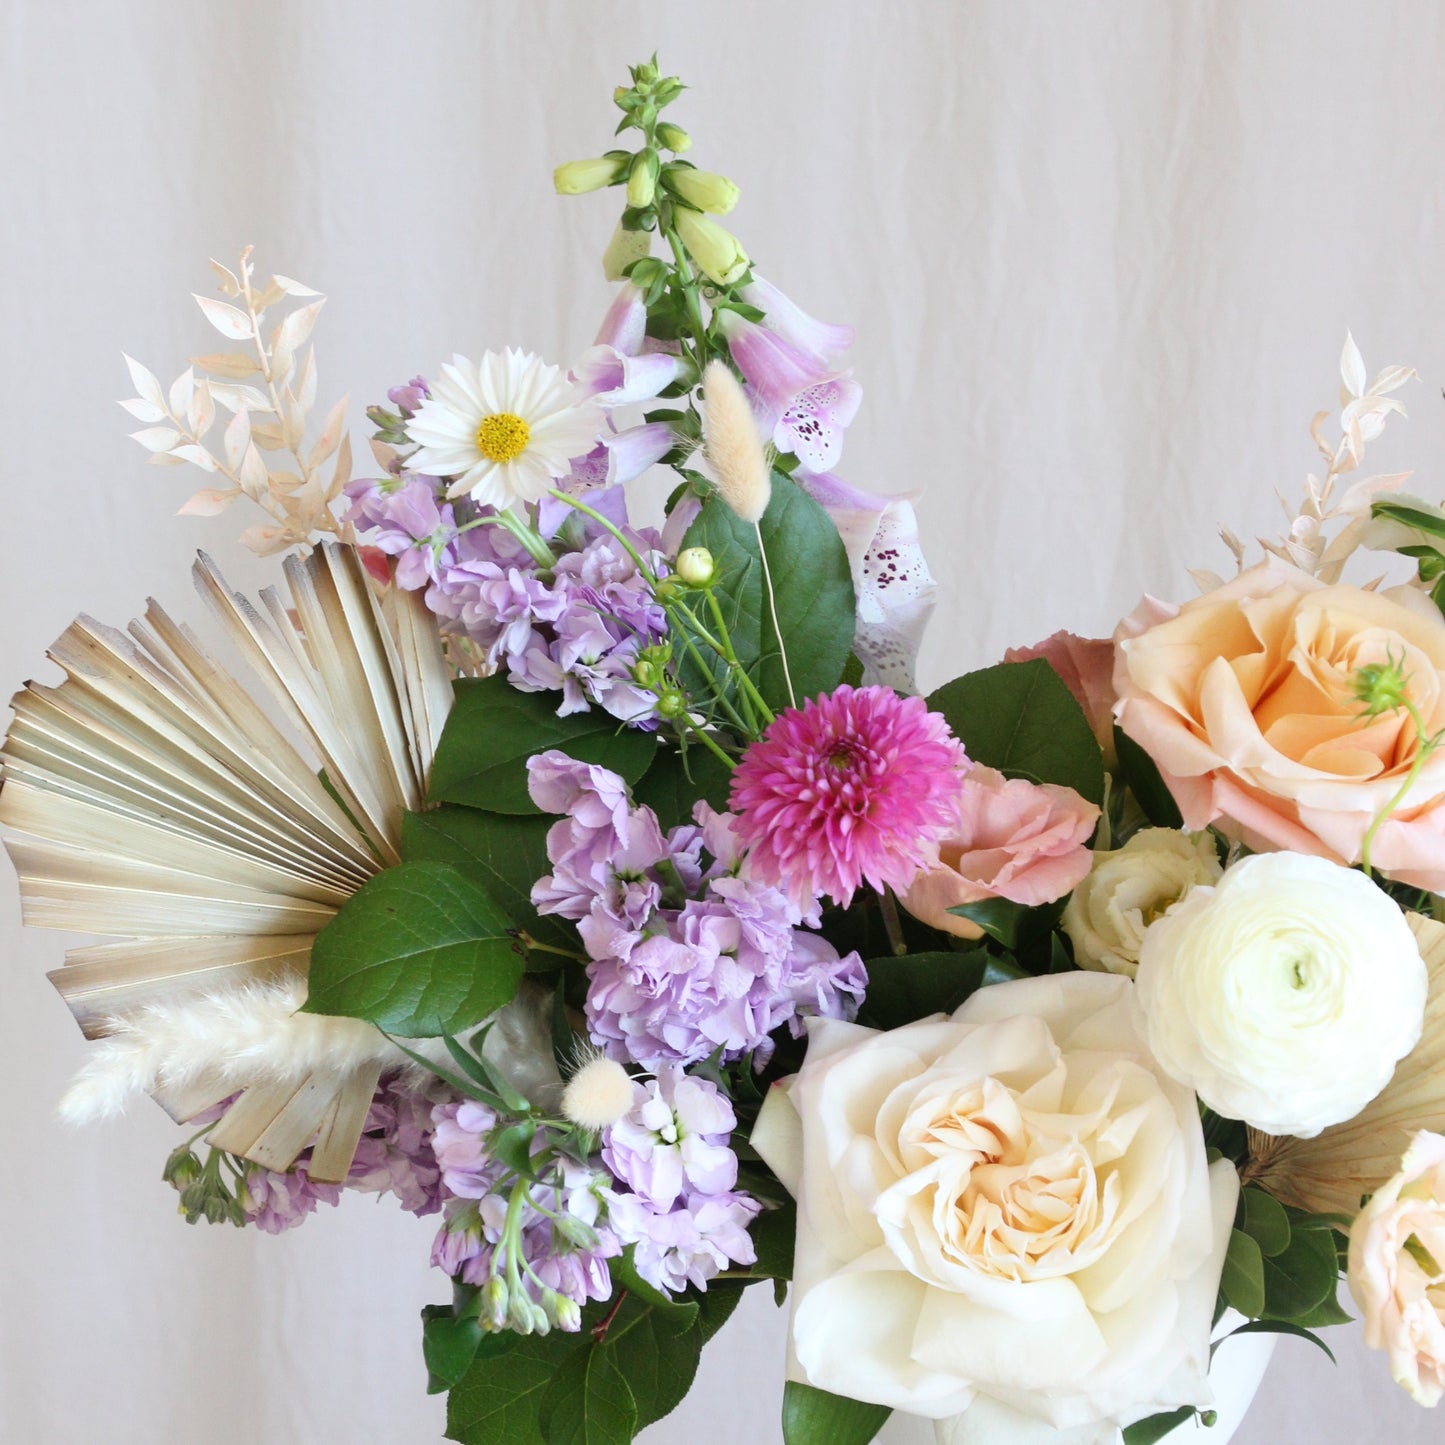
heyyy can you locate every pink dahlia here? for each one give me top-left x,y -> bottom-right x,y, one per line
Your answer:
729,685 -> 968,909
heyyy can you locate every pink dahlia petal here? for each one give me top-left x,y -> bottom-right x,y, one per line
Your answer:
728,685 -> 969,909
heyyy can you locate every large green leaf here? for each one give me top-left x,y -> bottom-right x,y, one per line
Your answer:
537,1344 -> 638,1445
429,675 -> 657,814
1238,1186 -> 1291,1259
402,806 -> 575,956
303,862 -> 523,1036
857,950 -> 1016,1032
927,659 -> 1105,805
680,475 -> 855,713
603,1293 -> 705,1432
1261,1225 -> 1340,1322
1113,724 -> 1183,828
446,1330 -> 582,1444
632,744 -> 734,830
1220,1227 -> 1265,1319
782,1382 -> 891,1445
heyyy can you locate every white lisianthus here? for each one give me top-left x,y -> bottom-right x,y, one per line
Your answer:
1136,852 -> 1428,1138
1062,828 -> 1222,978
752,973 -> 1238,1441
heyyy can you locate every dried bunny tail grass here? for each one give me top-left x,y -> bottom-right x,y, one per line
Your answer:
57,976 -> 444,1126
701,360 -> 771,523
1246,910 -> 1445,1215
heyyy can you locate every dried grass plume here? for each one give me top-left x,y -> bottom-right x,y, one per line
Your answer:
701,359 -> 771,523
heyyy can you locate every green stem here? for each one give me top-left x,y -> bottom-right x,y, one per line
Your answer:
879,888 -> 908,957
1361,698 -> 1436,877
665,600 -> 752,734
683,720 -> 738,771
705,589 -> 775,727
546,489 -> 654,579
492,507 -> 558,569
754,519 -> 796,709
664,217 -> 711,368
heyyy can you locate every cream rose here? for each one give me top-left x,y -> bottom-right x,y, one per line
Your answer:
1348,1130 -> 1445,1406
1136,852 -> 1427,1137
1113,558 -> 1445,891
752,972 -> 1237,1441
1062,828 -> 1222,978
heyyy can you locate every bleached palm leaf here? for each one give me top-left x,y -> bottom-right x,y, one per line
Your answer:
1247,911 -> 1445,1216
1,543 -> 452,1181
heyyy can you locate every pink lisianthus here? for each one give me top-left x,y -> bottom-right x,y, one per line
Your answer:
899,765 -> 1100,938
1004,631 -> 1118,764
729,685 -> 968,910
1348,1130 -> 1445,1406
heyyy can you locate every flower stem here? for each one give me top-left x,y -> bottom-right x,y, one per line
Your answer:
754,519 -> 796,709
879,888 -> 908,957
1361,696 -> 1437,877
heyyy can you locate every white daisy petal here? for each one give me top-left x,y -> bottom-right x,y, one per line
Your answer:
401,349 -> 603,509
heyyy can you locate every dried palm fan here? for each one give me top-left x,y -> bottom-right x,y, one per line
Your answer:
1,542 -> 452,1182
1247,910 -> 1445,1215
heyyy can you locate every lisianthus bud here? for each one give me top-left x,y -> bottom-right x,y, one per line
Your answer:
554,156 -> 623,195
701,360 -> 771,523
657,122 -> 691,153
561,1054 -> 636,1131
674,209 -> 749,286
676,546 -> 716,587
668,168 -> 740,216
602,223 -> 652,282
627,150 -> 659,209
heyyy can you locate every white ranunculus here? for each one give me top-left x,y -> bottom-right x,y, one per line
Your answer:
1062,828 -> 1223,978
752,972 -> 1237,1443
1135,852 -> 1427,1138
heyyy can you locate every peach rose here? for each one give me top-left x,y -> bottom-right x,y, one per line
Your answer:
1347,1130 -> 1445,1406
1005,630 -> 1118,761
899,765 -> 1099,938
1114,558 -> 1445,890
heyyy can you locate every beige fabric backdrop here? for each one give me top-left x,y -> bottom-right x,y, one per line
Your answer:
2,1 -> 1442,1440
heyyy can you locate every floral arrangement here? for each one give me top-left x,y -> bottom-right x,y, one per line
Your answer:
9,57 -> 1445,1445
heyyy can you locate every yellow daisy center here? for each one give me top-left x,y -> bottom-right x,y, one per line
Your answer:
475,412 -> 531,463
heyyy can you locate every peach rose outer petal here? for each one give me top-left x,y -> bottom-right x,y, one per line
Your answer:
1113,559 -> 1445,881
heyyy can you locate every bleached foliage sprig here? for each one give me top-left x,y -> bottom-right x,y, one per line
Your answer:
120,247 -> 352,556
1199,335 -> 1417,593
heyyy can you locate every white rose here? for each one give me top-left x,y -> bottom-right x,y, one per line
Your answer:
752,972 -> 1237,1442
1062,828 -> 1222,977
1136,852 -> 1427,1138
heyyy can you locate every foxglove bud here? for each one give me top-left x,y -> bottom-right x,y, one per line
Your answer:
674,210 -> 749,286
554,156 -> 623,195
657,122 -> 691,153
668,168 -> 740,216
627,149 -> 659,209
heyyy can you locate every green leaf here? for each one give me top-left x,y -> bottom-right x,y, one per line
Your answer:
1239,1186 -> 1292,1258
446,1330 -> 582,1444
604,1294 -> 704,1431
304,862 -> 524,1036
747,1201 -> 797,1282
1112,725 -> 1184,828
1261,1224 -> 1339,1322
402,806 -> 576,956
857,950 -> 1016,1031
680,476 -> 856,713
1287,1292 -> 1353,1328
928,659 -> 1105,805
632,744 -> 733,830
946,897 -> 1024,948
782,1382 -> 891,1445
1121,1407 -> 1197,1445
613,1248 -> 704,1319
1371,498 -> 1445,539
1219,1319 -> 1337,1364
422,1308 -> 487,1394
429,676 -> 657,815
1220,1227 -> 1266,1318
694,1279 -> 748,1344
537,1343 -> 638,1445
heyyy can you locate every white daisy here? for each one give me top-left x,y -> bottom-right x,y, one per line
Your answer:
405,347 -> 603,509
